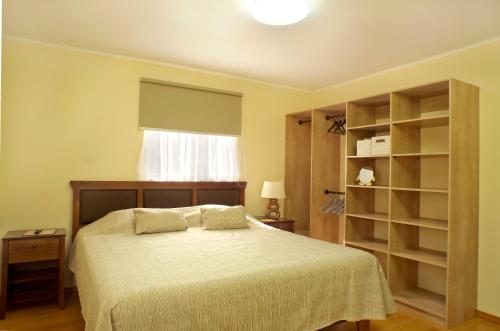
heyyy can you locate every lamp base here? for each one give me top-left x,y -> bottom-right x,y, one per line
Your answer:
266,198 -> 281,220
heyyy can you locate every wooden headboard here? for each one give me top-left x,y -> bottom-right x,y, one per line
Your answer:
70,181 -> 247,239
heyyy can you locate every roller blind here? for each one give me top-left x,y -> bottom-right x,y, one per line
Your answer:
139,79 -> 242,136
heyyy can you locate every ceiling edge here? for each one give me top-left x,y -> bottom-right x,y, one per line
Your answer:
4,35 -> 313,94
313,34 -> 500,93
5,34 -> 500,93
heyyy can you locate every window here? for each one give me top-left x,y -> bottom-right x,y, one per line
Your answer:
140,130 -> 240,181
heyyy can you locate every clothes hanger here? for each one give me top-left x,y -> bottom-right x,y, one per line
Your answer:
320,195 -> 335,213
327,116 -> 346,135
325,195 -> 344,214
321,190 -> 345,215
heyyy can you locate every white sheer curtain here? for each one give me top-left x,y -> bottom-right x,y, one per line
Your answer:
140,130 -> 240,181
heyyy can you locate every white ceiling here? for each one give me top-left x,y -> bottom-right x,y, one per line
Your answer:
5,0 -> 500,90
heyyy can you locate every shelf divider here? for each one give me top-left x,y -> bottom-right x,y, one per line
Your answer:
391,114 -> 449,128
345,239 -> 388,253
391,217 -> 447,231
347,184 -> 390,190
391,187 -> 448,194
346,212 -> 389,222
391,248 -> 447,268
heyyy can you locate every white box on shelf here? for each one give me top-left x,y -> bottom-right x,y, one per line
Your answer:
357,139 -> 372,156
371,135 -> 391,155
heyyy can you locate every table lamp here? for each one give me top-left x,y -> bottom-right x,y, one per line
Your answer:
261,181 -> 286,219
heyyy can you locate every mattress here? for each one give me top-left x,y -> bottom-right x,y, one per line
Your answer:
69,208 -> 394,331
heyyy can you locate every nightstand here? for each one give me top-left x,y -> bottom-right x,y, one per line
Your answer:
256,217 -> 295,233
0,229 -> 66,319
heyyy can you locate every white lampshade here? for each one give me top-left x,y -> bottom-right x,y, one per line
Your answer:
261,181 -> 286,199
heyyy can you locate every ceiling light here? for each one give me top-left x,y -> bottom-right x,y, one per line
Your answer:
250,0 -> 309,26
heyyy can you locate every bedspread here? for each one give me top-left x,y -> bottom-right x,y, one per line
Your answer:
69,210 -> 394,331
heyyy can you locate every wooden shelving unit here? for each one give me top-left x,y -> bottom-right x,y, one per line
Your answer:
285,79 -> 478,327
344,79 -> 478,327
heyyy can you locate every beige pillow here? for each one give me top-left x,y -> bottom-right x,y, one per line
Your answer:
134,209 -> 187,234
184,210 -> 202,227
201,205 -> 249,230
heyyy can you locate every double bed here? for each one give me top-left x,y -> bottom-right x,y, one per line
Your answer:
68,181 -> 394,331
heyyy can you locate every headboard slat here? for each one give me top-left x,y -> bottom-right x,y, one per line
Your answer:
70,181 -> 246,239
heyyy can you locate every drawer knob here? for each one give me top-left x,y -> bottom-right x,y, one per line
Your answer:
32,243 -> 39,248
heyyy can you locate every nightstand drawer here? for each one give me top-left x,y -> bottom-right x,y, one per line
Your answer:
8,238 -> 60,263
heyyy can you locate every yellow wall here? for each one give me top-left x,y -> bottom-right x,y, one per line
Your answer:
0,37 -> 312,239
1,36 -> 499,317
311,39 -> 500,317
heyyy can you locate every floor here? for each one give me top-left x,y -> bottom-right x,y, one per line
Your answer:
0,294 -> 498,331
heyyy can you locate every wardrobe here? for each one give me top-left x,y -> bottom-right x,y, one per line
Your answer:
284,105 -> 346,242
284,79 -> 478,328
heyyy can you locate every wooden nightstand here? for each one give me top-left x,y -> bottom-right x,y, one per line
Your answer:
0,229 -> 66,319
256,217 -> 295,233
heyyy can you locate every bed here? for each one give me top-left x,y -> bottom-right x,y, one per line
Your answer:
68,181 -> 394,331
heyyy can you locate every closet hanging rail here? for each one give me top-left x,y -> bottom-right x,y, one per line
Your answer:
298,119 -> 312,125
324,189 -> 345,195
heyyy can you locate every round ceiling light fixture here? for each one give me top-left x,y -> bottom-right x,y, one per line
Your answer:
250,0 -> 310,26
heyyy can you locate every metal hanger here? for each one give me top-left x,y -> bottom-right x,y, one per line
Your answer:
326,115 -> 346,135
321,190 -> 345,215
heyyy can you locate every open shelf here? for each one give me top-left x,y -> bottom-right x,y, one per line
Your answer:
392,187 -> 448,193
346,239 -> 388,253
392,152 -> 449,158
391,190 -> 448,223
347,94 -> 390,127
391,217 -> 447,231
346,215 -> 389,255
347,184 -> 389,190
347,156 -> 389,187
389,254 -> 447,319
346,186 -> 389,219
347,155 -> 390,159
7,280 -> 59,306
346,212 -> 388,222
390,222 -> 448,268
391,248 -> 447,268
392,123 -> 449,155
391,153 -> 448,191
8,268 -> 59,285
392,115 -> 449,128
346,130 -> 390,157
393,288 -> 446,319
391,81 -> 449,122
348,122 -> 390,132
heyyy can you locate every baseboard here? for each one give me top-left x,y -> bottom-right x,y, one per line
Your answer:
476,310 -> 500,325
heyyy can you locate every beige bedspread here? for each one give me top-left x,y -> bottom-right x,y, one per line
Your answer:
69,209 -> 394,331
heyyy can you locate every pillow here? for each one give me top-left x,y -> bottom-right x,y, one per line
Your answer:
75,209 -> 136,241
201,205 -> 249,230
133,209 -> 187,234
184,210 -> 202,227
